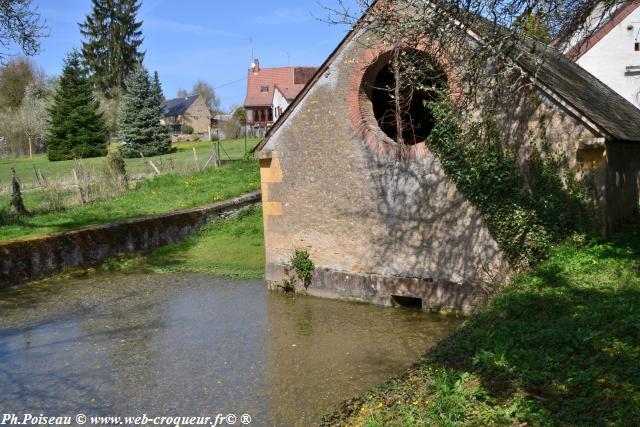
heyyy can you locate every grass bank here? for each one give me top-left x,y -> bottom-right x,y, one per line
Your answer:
324,221 -> 640,426
0,138 -> 260,189
0,159 -> 260,241
104,206 -> 265,280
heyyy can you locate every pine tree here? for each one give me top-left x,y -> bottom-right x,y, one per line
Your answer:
117,67 -> 172,158
80,0 -> 144,98
150,71 -> 171,150
47,50 -> 108,161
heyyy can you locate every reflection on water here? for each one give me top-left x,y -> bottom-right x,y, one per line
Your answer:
0,273 -> 461,426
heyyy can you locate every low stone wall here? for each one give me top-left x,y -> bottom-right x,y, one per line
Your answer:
266,263 -> 491,315
0,191 -> 262,288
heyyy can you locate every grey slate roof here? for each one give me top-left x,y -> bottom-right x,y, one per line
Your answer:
513,37 -> 640,141
256,2 -> 640,154
161,95 -> 199,117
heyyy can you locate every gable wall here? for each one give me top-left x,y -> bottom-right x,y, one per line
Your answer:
184,96 -> 212,133
273,87 -> 289,121
259,29 -> 606,312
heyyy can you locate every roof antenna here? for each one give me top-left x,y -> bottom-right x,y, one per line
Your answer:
250,37 -> 255,67
287,52 -> 290,67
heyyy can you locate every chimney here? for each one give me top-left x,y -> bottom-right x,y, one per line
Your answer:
252,58 -> 260,74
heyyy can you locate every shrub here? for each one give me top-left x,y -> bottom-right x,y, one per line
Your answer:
0,204 -> 11,226
290,249 -> 314,287
106,150 -> 129,189
182,125 -> 194,135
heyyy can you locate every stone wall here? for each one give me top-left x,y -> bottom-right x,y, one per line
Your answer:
0,191 -> 261,288
258,31 -> 513,313
184,96 -> 212,134
257,28 -> 624,312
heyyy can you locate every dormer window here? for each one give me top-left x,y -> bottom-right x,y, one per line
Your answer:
260,85 -> 269,92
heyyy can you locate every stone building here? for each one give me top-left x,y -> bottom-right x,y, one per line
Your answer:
255,7 -> 640,313
161,95 -> 212,134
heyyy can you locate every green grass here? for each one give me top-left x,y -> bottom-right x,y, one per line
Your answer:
0,138 -> 260,189
0,159 -> 260,241
103,206 -> 265,280
325,221 -> 640,426
149,206 -> 264,279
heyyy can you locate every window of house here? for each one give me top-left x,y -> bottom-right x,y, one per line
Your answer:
260,85 -> 269,92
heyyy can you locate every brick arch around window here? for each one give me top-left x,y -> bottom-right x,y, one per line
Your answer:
347,41 -> 463,160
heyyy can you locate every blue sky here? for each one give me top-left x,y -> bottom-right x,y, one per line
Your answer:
31,0 -> 362,110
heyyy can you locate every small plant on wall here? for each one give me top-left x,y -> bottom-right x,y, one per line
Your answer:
278,276 -> 296,293
290,249 -> 314,288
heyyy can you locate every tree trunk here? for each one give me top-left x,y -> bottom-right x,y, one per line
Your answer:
392,48 -> 405,146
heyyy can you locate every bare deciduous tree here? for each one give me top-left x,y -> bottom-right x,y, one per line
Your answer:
0,65 -> 49,157
321,0 -> 625,146
0,0 -> 47,64
190,80 -> 221,113
0,55 -> 40,111
17,79 -> 48,158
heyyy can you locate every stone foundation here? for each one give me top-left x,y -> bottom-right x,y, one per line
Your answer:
267,263 -> 492,315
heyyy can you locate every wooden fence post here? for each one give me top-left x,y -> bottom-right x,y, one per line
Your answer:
193,147 -> 200,171
10,167 -> 29,216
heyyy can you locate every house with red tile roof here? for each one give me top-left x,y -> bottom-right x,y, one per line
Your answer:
243,59 -> 317,127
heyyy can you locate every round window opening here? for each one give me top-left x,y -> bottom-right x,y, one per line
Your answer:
362,49 -> 448,146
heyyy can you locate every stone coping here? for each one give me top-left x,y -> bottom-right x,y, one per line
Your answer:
0,190 -> 262,288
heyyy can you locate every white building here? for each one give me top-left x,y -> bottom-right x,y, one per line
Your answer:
557,1 -> 640,109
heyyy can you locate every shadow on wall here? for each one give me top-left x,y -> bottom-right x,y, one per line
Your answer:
358,145 -> 507,288
348,96 -> 603,298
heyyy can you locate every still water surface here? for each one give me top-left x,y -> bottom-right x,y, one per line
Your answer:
0,273 -> 461,426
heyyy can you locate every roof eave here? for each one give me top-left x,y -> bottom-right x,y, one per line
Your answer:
566,1 -> 640,61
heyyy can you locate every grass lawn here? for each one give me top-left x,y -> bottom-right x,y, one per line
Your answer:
147,206 -> 265,279
0,159 -> 260,241
0,137 -> 260,189
106,206 -> 265,280
324,221 -> 640,426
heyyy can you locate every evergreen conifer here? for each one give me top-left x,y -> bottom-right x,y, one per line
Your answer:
80,0 -> 144,98
47,50 -> 108,161
117,67 -> 172,158
151,71 -> 171,149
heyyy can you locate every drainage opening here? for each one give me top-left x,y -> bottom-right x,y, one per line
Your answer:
391,295 -> 423,309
